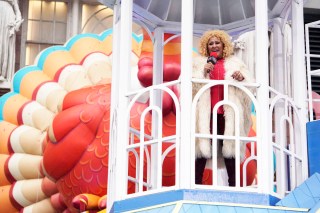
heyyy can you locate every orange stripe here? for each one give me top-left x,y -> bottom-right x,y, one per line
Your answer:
0,185 -> 19,213
101,36 -> 113,55
70,38 -> 108,62
141,40 -> 181,55
43,51 -> 77,79
2,95 -> 29,125
20,72 -> 52,99
131,37 -> 142,56
69,36 -> 140,59
0,121 -> 16,154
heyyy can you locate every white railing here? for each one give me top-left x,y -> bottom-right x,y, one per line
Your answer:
107,1 -> 309,211
306,20 -> 320,121
269,87 -> 305,197
116,78 -> 306,200
191,79 -> 260,191
124,82 -> 181,198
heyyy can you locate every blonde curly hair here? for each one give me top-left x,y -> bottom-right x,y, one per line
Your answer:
198,30 -> 233,58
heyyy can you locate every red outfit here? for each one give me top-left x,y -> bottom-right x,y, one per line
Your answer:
209,58 -> 225,114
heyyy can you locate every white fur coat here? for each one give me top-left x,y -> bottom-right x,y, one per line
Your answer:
192,55 -> 253,161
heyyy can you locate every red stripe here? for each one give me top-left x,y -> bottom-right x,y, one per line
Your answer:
7,126 -> 18,154
31,80 -> 55,101
16,101 -> 32,126
79,51 -> 107,65
4,155 -> 16,183
9,182 -> 24,210
53,63 -> 78,82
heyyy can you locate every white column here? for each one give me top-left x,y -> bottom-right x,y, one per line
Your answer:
291,0 -> 309,181
180,0 -> 193,188
71,0 -> 80,36
107,3 -> 121,212
255,0 -> 272,194
272,18 -> 286,94
153,28 -> 164,85
151,27 -> 164,189
271,18 -> 286,194
115,0 -> 132,199
107,0 -> 133,206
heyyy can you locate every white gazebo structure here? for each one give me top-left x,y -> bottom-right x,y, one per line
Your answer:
98,0 -> 309,212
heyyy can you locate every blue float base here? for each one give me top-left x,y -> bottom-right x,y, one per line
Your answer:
110,189 -> 280,212
306,120 -> 320,176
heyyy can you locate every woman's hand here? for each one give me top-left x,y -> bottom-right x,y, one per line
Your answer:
231,71 -> 244,81
204,62 -> 214,74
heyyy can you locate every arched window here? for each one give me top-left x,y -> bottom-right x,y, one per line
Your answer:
81,4 -> 113,34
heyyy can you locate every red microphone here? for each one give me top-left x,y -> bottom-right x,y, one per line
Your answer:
207,52 -> 218,65
206,52 -> 218,73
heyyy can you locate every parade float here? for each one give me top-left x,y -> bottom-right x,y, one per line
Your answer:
1,0 -> 320,212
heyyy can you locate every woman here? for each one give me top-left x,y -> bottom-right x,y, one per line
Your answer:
193,30 -> 253,186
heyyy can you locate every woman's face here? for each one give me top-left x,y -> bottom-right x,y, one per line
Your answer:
207,36 -> 224,58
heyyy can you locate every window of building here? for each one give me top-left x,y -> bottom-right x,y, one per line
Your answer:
81,4 -> 142,35
22,0 -> 142,67
81,4 -> 113,34
25,0 -> 69,65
